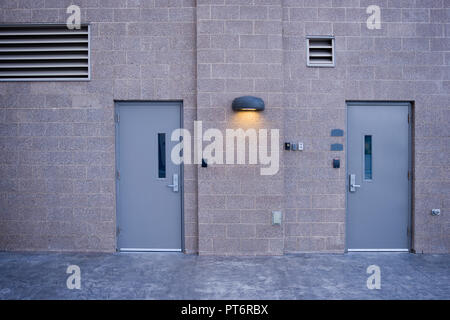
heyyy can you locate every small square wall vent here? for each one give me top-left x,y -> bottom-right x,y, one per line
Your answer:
306,36 -> 335,67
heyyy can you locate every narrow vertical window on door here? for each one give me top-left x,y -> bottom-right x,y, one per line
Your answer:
158,133 -> 166,178
364,135 -> 372,180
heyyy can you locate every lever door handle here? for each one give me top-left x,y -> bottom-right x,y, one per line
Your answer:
349,174 -> 361,192
167,173 -> 179,192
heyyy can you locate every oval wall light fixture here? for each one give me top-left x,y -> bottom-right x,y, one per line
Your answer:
232,96 -> 265,111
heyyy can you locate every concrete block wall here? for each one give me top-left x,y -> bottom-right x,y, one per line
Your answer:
0,0 -> 198,252
282,1 -> 347,253
196,0 -> 285,255
0,0 -> 448,254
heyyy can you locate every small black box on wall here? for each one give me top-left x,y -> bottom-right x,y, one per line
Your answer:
284,142 -> 291,150
333,158 -> 340,168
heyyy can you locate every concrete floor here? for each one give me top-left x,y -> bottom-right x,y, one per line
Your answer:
0,252 -> 448,300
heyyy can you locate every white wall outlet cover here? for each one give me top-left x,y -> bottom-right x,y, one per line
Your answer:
298,142 -> 304,151
272,211 -> 282,225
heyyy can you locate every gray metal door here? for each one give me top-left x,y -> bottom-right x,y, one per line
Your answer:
116,102 -> 182,251
347,102 -> 411,251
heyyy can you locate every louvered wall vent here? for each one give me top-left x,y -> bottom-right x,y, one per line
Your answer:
307,36 -> 335,67
0,24 -> 90,81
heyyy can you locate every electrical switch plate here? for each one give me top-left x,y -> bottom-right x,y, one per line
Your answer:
272,211 -> 282,225
298,142 -> 303,151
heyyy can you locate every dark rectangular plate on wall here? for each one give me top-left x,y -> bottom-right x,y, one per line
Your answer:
331,143 -> 343,151
331,129 -> 344,137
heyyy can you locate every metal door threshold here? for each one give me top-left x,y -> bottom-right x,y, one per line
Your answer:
348,249 -> 409,252
119,248 -> 182,252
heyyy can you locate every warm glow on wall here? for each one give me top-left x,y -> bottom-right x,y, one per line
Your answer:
230,108 -> 266,129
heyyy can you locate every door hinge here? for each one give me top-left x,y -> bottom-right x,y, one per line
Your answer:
408,170 -> 411,180
116,170 -> 120,180
115,113 -> 119,123
407,113 -> 410,124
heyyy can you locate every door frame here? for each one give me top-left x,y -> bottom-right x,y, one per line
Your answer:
345,101 -> 413,253
114,100 -> 185,252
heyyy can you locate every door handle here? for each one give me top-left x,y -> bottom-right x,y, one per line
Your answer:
167,173 -> 179,192
349,174 -> 361,192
